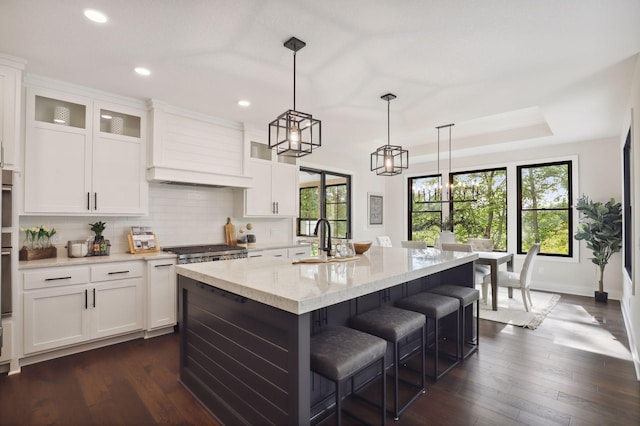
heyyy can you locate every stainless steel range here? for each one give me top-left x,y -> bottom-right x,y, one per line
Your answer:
163,244 -> 248,264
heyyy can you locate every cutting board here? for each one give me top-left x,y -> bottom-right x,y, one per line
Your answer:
292,256 -> 360,264
224,218 -> 236,245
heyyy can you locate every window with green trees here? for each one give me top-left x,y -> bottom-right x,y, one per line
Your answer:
517,161 -> 572,256
408,175 -> 443,245
298,168 -> 351,239
451,168 -> 508,250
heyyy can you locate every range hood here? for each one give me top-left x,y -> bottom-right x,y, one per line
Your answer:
147,166 -> 253,189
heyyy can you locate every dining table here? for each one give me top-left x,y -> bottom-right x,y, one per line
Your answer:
475,251 -> 514,310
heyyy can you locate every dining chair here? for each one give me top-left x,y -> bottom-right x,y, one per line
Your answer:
481,243 -> 540,312
376,235 -> 393,247
440,243 -> 486,285
401,240 -> 427,249
467,238 -> 494,252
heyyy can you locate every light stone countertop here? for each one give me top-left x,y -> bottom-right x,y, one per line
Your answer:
19,251 -> 177,269
176,246 -> 478,315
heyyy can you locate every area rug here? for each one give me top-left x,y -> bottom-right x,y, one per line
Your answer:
477,287 -> 561,329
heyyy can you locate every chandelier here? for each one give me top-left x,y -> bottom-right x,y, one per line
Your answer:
268,37 -> 321,158
415,123 -> 478,203
370,93 -> 409,176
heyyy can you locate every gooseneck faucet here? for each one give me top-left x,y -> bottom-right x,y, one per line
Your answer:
313,218 -> 332,256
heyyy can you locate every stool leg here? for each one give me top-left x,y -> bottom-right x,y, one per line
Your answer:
433,318 -> 439,381
460,305 -> 465,361
394,340 -> 399,420
336,378 -> 342,426
381,357 -> 387,426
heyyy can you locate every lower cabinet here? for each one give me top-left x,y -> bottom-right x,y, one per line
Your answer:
146,259 -> 177,331
22,262 -> 144,355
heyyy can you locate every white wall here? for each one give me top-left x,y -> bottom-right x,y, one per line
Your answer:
19,183 -> 293,255
621,53 -> 640,378
384,137 -> 623,300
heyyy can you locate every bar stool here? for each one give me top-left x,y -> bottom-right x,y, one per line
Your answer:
396,293 -> 460,381
310,326 -> 387,426
349,306 -> 426,420
426,284 -> 480,360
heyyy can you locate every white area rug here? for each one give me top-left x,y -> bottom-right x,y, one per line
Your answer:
478,287 -> 561,329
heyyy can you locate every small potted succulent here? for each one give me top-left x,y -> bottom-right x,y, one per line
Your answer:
89,221 -> 107,255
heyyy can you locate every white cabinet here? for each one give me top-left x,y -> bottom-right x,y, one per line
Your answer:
248,246 -> 310,259
0,54 -> 25,170
248,248 -> 289,258
146,259 -> 177,331
244,159 -> 298,216
23,82 -> 148,215
22,262 -> 144,354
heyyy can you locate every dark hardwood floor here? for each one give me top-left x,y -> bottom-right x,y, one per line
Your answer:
1,293 -> 638,425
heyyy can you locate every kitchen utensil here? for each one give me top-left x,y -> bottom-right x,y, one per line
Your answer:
224,218 -> 236,246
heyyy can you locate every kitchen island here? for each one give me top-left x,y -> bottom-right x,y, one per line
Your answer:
176,247 -> 477,425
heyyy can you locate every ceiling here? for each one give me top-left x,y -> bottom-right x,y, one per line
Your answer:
1,0 -> 639,163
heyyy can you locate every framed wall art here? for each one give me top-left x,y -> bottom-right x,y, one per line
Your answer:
368,192 -> 383,227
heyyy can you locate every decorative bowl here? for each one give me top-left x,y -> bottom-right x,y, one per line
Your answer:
354,241 -> 372,254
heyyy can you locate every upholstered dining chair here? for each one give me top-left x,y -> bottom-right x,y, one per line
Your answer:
376,235 -> 393,247
401,240 -> 427,249
440,243 -> 486,286
467,238 -> 494,252
481,243 -> 540,312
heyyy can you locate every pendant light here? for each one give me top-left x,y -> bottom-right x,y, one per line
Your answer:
268,37 -> 321,157
370,93 -> 408,176
415,123 -> 477,203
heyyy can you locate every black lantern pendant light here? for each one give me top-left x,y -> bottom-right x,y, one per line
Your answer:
268,37 -> 321,157
370,93 -> 409,176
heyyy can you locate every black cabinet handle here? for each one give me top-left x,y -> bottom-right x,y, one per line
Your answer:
154,264 -> 173,268
87,192 -> 90,210
94,192 -> 97,210
107,270 -> 130,275
93,288 -> 96,307
45,276 -> 72,281
85,289 -> 88,309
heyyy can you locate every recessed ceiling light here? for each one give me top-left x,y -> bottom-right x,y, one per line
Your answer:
134,67 -> 151,76
84,9 -> 108,23
238,100 -> 251,107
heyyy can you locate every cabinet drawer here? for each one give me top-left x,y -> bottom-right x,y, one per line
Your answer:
288,246 -> 310,259
90,261 -> 143,283
23,266 -> 90,290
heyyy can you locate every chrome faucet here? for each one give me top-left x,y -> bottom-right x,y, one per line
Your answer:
313,219 -> 332,256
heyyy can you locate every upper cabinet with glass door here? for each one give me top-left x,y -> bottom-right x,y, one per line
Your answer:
23,80 -> 148,215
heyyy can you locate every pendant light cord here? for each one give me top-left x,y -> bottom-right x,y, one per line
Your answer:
293,50 -> 296,110
387,98 -> 390,146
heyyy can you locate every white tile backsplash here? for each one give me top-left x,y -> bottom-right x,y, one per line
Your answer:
19,183 -> 293,254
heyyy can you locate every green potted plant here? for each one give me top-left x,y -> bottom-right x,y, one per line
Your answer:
89,221 -> 107,255
574,195 -> 622,303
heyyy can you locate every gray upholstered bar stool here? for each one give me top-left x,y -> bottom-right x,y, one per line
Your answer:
310,326 -> 387,426
396,293 -> 460,381
426,284 -> 480,360
349,305 -> 426,420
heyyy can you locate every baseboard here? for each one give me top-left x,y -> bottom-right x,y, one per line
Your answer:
620,298 -> 640,380
144,325 -> 176,339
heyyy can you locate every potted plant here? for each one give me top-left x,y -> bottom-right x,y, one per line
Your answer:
574,195 -> 622,303
89,221 -> 107,255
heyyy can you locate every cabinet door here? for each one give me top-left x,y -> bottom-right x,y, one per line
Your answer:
23,285 -> 91,354
92,278 -> 144,339
272,163 -> 298,216
147,260 -> 177,330
245,160 -> 274,216
0,63 -> 22,170
92,136 -> 146,214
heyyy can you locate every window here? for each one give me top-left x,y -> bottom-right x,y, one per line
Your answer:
517,161 -> 572,256
298,168 -> 351,239
408,175 -> 443,245
451,168 -> 508,251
